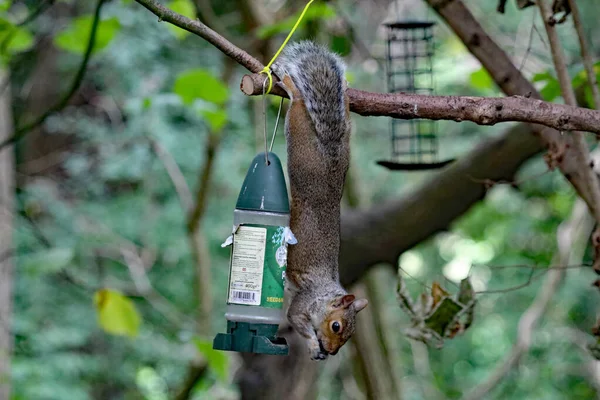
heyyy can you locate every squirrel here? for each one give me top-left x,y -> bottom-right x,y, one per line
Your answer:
271,41 -> 368,361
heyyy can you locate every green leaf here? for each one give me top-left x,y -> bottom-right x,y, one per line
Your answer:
0,0 -> 11,13
173,69 -> 229,105
256,3 -> 336,39
469,68 -> 494,90
533,71 -> 561,101
571,69 -> 588,89
330,34 -> 352,57
540,79 -> 561,102
200,108 -> 227,131
166,0 -> 195,39
194,338 -> 229,381
54,15 -> 120,54
0,19 -> 34,56
532,71 -> 554,82
94,289 -> 141,338
20,248 -> 75,275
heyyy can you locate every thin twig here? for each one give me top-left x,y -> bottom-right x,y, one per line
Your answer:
16,0 -> 55,26
462,198 -> 594,400
518,10 -> 538,72
477,268 -> 538,294
467,169 -> 551,189
149,138 -> 193,212
0,0 -> 105,151
567,0 -> 600,110
474,262 -> 592,271
120,246 -> 197,329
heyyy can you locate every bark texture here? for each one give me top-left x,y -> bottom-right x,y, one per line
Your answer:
0,68 -> 14,399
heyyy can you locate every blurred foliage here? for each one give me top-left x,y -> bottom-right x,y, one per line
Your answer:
3,0 -> 600,399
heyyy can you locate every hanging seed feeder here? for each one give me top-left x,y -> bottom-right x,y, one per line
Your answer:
376,20 -> 454,170
213,152 -> 294,356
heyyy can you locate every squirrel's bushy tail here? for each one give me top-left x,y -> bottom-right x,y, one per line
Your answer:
278,41 -> 348,142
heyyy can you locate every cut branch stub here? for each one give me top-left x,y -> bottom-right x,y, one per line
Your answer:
240,74 -> 288,98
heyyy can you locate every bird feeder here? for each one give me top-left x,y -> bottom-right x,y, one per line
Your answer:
377,20 -> 453,170
213,152 -> 293,355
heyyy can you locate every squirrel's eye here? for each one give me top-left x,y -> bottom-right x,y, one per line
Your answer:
331,321 -> 341,333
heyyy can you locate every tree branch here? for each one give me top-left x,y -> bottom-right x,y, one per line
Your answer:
16,0 -> 55,26
149,138 -> 193,212
134,0 -> 600,135
567,0 -> 600,110
240,72 -> 600,136
339,123 -> 542,286
0,0 -> 105,151
536,0 -> 600,224
426,0 -> 600,233
134,0 -> 263,72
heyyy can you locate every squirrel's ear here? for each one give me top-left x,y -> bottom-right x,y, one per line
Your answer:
338,294 -> 355,309
353,298 -> 368,313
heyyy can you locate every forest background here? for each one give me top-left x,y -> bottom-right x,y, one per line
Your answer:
1,0 -> 600,399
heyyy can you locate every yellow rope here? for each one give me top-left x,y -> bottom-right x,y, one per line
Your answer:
260,0 -> 316,93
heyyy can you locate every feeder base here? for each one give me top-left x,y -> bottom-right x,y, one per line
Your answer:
213,321 -> 288,355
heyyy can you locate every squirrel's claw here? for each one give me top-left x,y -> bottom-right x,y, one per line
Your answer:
308,339 -> 328,361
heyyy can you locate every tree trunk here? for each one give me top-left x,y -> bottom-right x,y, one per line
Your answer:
0,68 -> 15,400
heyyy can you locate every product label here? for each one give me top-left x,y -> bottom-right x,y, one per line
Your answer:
227,225 -> 288,308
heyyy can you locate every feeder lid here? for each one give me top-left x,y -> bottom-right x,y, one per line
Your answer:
236,152 -> 290,213
213,321 -> 289,355
384,20 -> 436,29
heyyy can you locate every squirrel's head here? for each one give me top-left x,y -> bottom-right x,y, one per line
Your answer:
316,294 -> 368,356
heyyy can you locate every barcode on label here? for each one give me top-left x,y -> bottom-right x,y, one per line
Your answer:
231,290 -> 258,304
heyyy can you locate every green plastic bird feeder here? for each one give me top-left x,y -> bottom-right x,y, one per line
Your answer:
213,152 -> 294,355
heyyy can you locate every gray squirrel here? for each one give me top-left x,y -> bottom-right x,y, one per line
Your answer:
272,41 -> 368,361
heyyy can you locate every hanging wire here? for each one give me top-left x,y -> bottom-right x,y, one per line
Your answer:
261,76 -> 285,164
262,77 -> 269,165
270,97 -> 284,152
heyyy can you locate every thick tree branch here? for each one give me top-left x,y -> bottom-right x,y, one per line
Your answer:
0,0 -> 105,151
339,123 -> 542,286
240,73 -> 600,135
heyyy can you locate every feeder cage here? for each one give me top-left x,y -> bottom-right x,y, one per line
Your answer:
377,20 -> 453,170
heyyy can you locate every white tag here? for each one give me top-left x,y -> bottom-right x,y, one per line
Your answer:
228,226 -> 266,306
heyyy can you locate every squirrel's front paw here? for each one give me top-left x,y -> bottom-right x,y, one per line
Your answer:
308,340 -> 328,361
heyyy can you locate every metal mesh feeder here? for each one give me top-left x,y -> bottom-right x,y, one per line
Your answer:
377,20 -> 453,171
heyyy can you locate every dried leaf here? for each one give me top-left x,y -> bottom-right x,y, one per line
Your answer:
424,297 -> 462,337
431,282 -> 449,308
